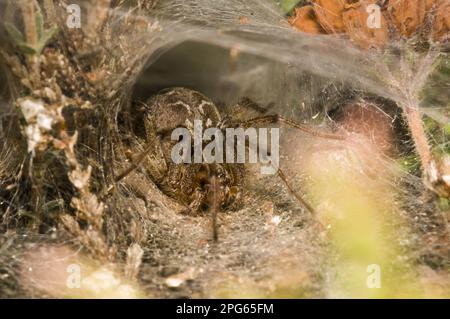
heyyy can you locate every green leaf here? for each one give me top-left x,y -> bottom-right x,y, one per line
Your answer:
279,0 -> 302,15
35,9 -> 44,39
397,154 -> 420,173
17,43 -> 37,54
437,197 -> 450,211
4,3 -> 59,56
4,22 -> 37,54
444,124 -> 450,136
4,22 -> 25,43
36,26 -> 59,54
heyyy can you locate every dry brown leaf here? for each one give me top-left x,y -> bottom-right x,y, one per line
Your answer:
311,0 -> 348,33
425,0 -> 437,10
343,0 -> 389,49
289,6 -> 326,34
290,0 -> 448,49
387,0 -> 427,37
432,0 -> 450,41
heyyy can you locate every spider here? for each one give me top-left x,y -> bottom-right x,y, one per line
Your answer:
118,87 -> 345,241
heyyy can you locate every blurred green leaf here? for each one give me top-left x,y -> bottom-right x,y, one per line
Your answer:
17,44 -> 38,55
4,18 -> 58,55
35,8 -> 44,40
278,0 -> 303,15
36,26 -> 59,54
421,54 -> 450,109
5,22 -> 37,54
397,154 -> 420,173
437,197 -> 450,211
4,22 -> 25,43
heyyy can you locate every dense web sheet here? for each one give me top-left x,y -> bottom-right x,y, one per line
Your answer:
150,0 -> 444,107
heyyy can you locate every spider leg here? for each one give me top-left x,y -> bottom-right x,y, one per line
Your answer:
240,114 -> 345,140
237,113 -> 343,212
245,136 -> 317,215
115,131 -> 168,182
100,140 -> 156,197
277,168 -> 316,215
207,174 -> 219,242
114,141 -> 154,183
102,133 -> 168,198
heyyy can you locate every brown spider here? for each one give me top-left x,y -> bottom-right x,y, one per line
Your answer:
119,87 -> 345,241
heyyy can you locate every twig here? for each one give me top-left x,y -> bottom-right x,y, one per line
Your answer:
403,105 -> 433,174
